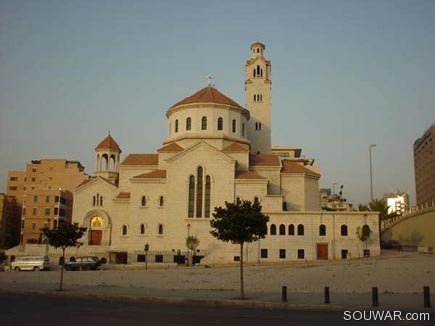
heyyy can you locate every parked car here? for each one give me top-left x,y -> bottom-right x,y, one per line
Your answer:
64,256 -> 101,271
11,256 -> 50,271
381,240 -> 402,250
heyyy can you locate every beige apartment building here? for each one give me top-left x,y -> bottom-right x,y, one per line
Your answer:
413,124 -> 435,207
6,159 -> 89,244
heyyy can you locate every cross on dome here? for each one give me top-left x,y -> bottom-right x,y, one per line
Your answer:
206,74 -> 214,86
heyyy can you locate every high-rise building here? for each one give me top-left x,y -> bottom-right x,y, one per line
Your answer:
413,124 -> 435,207
6,159 -> 89,244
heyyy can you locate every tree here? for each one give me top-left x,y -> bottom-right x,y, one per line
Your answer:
41,222 -> 87,291
186,235 -> 200,266
210,200 -> 269,299
359,198 -> 399,238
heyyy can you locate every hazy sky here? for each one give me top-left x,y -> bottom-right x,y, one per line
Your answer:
1,0 -> 434,207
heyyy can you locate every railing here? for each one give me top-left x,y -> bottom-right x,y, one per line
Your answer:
381,200 -> 435,232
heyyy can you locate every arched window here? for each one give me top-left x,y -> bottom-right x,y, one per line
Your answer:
122,225 -> 128,236
319,224 -> 326,236
188,175 -> 195,217
341,224 -> 348,236
205,175 -> 211,218
288,224 -> 295,235
196,167 -> 203,217
217,117 -> 223,131
270,224 -> 277,235
232,119 -> 236,133
297,224 -> 304,236
186,117 -> 191,131
201,116 -> 207,130
175,119 -> 179,133
279,224 -> 285,235
141,196 -> 146,207
140,224 -> 145,235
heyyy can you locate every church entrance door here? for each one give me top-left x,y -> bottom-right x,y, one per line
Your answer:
90,230 -> 102,245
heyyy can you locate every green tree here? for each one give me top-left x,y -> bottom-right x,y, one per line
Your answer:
41,222 -> 87,291
186,235 -> 200,266
210,200 -> 269,299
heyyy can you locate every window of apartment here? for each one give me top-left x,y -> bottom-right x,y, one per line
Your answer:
341,224 -> 348,236
260,249 -> 268,258
297,224 -> 304,236
31,178 -> 36,182
45,195 -> 50,203
288,224 -> 295,235
279,224 -> 285,235
31,222 -> 36,230
32,207 -> 37,216
319,224 -> 326,236
270,224 -> 277,235
297,249 -> 305,259
44,208 -> 50,216
279,249 -> 286,259
9,177 -> 18,181
33,195 -> 38,203
8,186 -> 17,191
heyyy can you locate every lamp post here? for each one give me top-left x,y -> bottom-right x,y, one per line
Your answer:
186,224 -> 191,266
144,243 -> 149,270
369,144 -> 376,201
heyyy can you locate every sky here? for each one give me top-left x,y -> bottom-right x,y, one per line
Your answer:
1,0 -> 434,207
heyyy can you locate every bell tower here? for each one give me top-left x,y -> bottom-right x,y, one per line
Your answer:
245,42 -> 272,154
95,133 -> 121,184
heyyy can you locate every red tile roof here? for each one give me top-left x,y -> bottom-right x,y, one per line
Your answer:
133,170 -> 166,179
235,171 -> 266,179
222,143 -> 249,152
95,134 -> 121,152
281,160 -> 320,176
76,177 -> 94,188
158,143 -> 184,152
116,192 -> 130,199
249,154 -> 280,167
121,154 -> 158,166
170,86 -> 244,109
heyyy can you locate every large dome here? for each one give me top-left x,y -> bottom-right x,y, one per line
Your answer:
170,86 -> 244,109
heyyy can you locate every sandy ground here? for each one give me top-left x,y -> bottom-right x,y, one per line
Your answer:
1,251 -> 434,296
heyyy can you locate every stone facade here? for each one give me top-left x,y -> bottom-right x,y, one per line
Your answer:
70,42 -> 380,265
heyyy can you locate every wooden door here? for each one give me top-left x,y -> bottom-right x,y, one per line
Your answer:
317,243 -> 328,260
90,230 -> 102,245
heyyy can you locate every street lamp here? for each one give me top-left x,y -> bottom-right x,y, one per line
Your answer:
144,243 -> 149,270
186,224 -> 191,266
369,144 -> 376,201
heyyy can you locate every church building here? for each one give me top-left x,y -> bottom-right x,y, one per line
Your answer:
72,42 -> 380,265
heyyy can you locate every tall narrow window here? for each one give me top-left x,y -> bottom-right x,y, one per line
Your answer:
201,116 -> 207,130
141,196 -> 146,207
140,224 -> 145,235
175,119 -> 179,133
341,225 -> 348,236
217,117 -> 223,131
288,224 -> 295,235
159,196 -> 164,207
188,175 -> 195,217
122,225 -> 128,236
186,117 -> 191,130
319,224 -> 326,236
196,167 -> 203,217
279,224 -> 285,235
158,224 -> 163,235
205,175 -> 211,217
270,224 -> 277,235
232,119 -> 236,133
242,123 -> 245,137
297,224 -> 304,236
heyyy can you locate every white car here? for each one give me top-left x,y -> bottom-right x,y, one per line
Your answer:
11,256 -> 50,271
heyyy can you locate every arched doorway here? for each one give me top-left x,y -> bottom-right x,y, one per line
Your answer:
89,215 -> 104,245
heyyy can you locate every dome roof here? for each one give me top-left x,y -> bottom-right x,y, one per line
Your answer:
170,86 -> 244,109
95,134 -> 121,152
